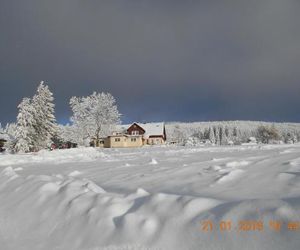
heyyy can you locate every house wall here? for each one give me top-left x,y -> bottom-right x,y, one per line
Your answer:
146,136 -> 165,145
125,136 -> 143,147
106,136 -> 127,148
91,138 -> 106,148
106,136 -> 143,148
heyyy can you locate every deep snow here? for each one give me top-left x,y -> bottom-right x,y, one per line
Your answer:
1,144 -> 300,249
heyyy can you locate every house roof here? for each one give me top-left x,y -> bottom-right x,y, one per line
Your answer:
135,122 -> 165,138
108,134 -> 142,138
116,122 -> 165,138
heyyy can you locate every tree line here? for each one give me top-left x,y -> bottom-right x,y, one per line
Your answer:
167,121 -> 300,146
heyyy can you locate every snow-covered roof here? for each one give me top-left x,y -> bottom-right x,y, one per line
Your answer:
115,122 -> 165,138
136,122 -> 165,138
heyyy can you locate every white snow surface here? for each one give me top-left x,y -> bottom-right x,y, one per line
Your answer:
136,122 -> 165,138
1,145 -> 300,249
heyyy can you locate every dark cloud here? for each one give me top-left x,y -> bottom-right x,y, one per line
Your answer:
1,0 -> 300,124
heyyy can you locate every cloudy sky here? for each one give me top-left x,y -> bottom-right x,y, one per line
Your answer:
1,0 -> 300,124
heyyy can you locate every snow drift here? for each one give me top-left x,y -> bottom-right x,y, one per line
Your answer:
1,145 -> 300,249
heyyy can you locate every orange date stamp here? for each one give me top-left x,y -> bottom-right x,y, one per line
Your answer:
201,220 -> 300,232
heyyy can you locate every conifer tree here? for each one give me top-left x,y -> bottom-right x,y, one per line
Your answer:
14,81 -> 57,152
32,81 -> 57,149
14,98 -> 36,152
208,127 -> 216,144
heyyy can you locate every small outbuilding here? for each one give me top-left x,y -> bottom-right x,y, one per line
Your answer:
0,134 -> 8,152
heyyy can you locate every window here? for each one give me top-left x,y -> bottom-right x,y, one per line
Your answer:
115,138 -> 121,142
132,130 -> 139,135
131,138 -> 137,142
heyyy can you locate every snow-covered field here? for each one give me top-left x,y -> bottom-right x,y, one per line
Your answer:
1,144 -> 300,250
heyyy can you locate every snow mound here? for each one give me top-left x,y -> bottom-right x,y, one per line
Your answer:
1,166 -> 18,177
289,157 -> 300,167
0,167 -> 19,185
0,169 -> 224,249
83,178 -> 106,194
96,245 -> 160,250
68,170 -> 82,177
149,158 -> 158,165
0,147 -> 110,166
210,165 -> 222,171
226,160 -> 250,168
212,157 -> 231,162
1,144 -> 300,249
14,167 -> 23,171
217,169 -> 245,183
39,182 -> 60,193
1,162 -> 300,249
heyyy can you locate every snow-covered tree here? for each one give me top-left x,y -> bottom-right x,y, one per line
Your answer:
70,92 -> 121,144
256,125 -> 280,144
208,127 -> 216,144
5,123 -> 17,139
32,81 -> 57,149
14,98 -> 36,152
170,125 -> 185,145
13,81 -> 57,153
214,126 -> 220,145
57,124 -> 86,145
